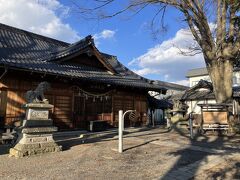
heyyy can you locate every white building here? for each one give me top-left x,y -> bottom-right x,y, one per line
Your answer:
186,67 -> 240,87
185,67 -> 240,114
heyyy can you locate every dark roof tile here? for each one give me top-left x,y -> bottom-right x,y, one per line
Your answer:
186,68 -> 208,78
0,23 -> 166,92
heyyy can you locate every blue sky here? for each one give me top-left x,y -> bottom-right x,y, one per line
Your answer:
0,0 -> 206,85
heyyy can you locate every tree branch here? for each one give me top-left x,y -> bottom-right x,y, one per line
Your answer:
173,43 -> 202,56
228,0 -> 237,43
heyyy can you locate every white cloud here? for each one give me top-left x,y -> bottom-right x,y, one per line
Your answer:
94,29 -> 116,40
0,0 -> 80,43
101,30 -> 115,39
132,68 -> 162,76
93,29 -> 116,46
128,28 -> 205,83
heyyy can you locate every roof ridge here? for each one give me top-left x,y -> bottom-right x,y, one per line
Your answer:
102,54 -> 150,81
46,35 -> 93,60
156,80 -> 189,88
0,23 -> 69,47
188,67 -> 206,71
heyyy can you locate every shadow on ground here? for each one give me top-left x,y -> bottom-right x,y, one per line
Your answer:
56,126 -> 171,151
0,145 -> 10,155
161,122 -> 239,180
209,161 -> 240,179
1,124 -> 239,179
55,124 -> 240,179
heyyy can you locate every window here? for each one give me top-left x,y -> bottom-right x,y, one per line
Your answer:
233,76 -> 239,86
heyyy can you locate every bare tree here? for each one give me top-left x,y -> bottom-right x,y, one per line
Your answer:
74,0 -> 240,103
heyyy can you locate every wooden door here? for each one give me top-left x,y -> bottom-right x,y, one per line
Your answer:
134,99 -> 147,126
73,96 -> 86,129
113,93 -> 134,127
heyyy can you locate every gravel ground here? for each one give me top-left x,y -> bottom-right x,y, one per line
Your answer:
0,128 -> 239,180
194,155 -> 240,180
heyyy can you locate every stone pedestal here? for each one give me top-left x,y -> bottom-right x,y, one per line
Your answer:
9,103 -> 62,158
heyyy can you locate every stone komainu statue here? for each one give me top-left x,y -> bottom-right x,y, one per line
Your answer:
173,100 -> 182,110
173,99 -> 188,112
25,82 -> 50,103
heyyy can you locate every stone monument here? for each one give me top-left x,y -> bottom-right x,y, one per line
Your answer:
9,82 -> 62,157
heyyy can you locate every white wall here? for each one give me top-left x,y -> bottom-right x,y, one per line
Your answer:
233,71 -> 240,86
186,99 -> 216,114
189,71 -> 240,87
186,70 -> 240,115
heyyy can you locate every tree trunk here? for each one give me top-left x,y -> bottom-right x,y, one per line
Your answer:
208,60 -> 233,103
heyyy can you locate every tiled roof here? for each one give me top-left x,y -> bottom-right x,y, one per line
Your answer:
103,53 -> 150,80
44,35 -> 92,62
169,92 -> 186,100
186,68 -> 208,78
154,80 -> 189,91
173,80 -> 240,101
0,23 -> 68,61
182,89 -> 215,100
0,23 -> 166,92
179,80 -> 215,100
148,95 -> 173,109
186,67 -> 240,78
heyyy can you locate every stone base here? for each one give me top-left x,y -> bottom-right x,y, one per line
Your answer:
9,126 -> 61,158
9,142 -> 62,158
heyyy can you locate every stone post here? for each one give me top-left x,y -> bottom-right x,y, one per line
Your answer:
118,110 -> 123,153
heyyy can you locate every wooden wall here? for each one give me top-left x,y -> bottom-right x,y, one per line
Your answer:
0,74 -> 149,130
0,76 -> 74,130
73,95 -> 113,129
112,91 -> 148,127
47,94 -> 73,129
